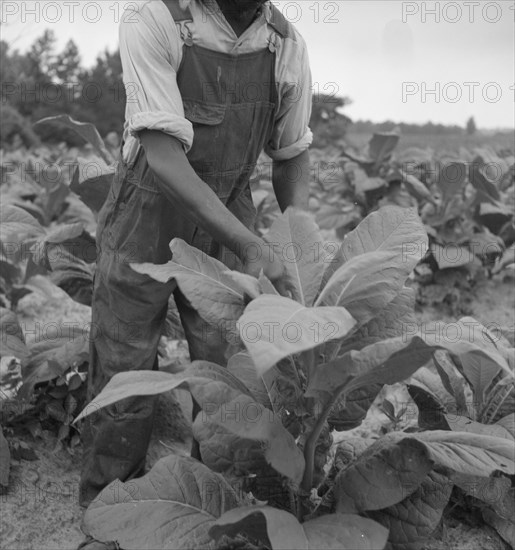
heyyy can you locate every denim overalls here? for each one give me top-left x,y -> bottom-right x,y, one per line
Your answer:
80,1 -> 295,505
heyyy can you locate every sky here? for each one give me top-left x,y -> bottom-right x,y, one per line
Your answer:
1,0 -> 514,129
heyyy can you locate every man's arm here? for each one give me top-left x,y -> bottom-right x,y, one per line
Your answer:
139,130 -> 286,283
272,149 -> 310,212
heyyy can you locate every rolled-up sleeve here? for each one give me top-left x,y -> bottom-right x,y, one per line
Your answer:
119,1 -> 193,155
265,34 -> 313,161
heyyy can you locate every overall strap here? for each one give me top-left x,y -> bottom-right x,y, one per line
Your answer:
161,0 -> 194,45
267,4 -> 296,41
161,0 -> 192,21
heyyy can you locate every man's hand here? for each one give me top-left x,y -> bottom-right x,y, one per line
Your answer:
242,241 -> 297,299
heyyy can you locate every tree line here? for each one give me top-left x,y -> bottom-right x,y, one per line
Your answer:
1,30 -> 125,146
1,30 -> 472,149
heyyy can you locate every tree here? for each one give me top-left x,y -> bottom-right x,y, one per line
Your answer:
466,116 -> 477,135
26,29 -> 57,83
54,40 -> 82,84
82,49 -> 126,136
310,94 -> 352,148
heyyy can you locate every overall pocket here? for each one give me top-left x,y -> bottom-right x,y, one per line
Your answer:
183,99 -> 228,196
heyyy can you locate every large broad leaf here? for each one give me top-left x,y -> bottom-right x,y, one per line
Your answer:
19,330 -> 89,398
436,162 -> 466,202
333,287 -> 416,359
132,239 -> 247,333
307,336 -> 434,399
193,419 -> 268,476
263,358 -> 305,420
444,415 -> 513,440
84,455 -> 239,550
400,170 -> 434,204
318,285 -> 416,367
209,506 -> 388,550
194,393 -> 305,485
210,505 -> 308,550
480,480 -> 515,548
415,320 -> 512,397
34,247 -> 95,306
73,364 -> 305,482
408,380 -> 452,431
413,431 -> 515,475
0,308 -> 29,364
186,360 -> 252,399
74,362 -> 249,422
469,163 -> 501,203
368,471 -> 452,550
328,384 -> 383,431
342,132 -> 400,176
238,294 -> 356,375
354,174 -> 387,205
432,352 -> 470,415
335,433 -> 435,513
463,228 -> 504,262
316,251 -> 391,306
341,206 -> 427,261
30,222 -> 94,266
264,208 -> 327,306
482,377 -> 515,425
46,251 -> 94,306
0,204 -> 45,256
35,115 -> 115,165
321,206 -> 427,290
59,193 -> 98,235
315,248 -> 421,330
451,471 -> 512,527
483,505 -> 515,549
71,159 -> 115,213
1,198 -> 46,226
227,353 -> 304,434
474,147 -> 511,180
368,132 -> 400,167
430,243 -> 476,270
399,318 -> 512,405
495,413 -> 515,439
39,178 -> 70,223
315,204 -> 361,232
227,351 -> 272,409
303,514 -> 388,550
335,431 -> 515,514
478,202 -> 512,234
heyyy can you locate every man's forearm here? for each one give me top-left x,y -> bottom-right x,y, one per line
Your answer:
139,130 -> 262,260
272,149 -> 310,211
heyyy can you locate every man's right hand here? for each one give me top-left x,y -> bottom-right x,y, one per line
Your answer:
242,241 -> 297,299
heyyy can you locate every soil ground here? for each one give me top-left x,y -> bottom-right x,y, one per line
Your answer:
1,276 -> 513,550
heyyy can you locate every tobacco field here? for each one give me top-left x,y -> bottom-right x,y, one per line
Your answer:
1,116 -> 514,550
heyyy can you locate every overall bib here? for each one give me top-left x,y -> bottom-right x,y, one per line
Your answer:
79,1 -> 293,506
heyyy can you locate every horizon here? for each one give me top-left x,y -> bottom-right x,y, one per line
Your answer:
1,0 -> 514,130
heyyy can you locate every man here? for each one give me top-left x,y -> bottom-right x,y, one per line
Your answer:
80,0 -> 313,510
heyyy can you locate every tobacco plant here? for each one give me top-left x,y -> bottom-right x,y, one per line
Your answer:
76,206 -> 514,550
314,132 -> 513,275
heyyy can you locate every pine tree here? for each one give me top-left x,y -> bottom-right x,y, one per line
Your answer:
466,116 -> 477,135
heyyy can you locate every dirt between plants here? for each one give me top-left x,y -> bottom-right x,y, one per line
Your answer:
1,277 -> 513,550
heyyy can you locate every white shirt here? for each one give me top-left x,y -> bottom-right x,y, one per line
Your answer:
119,0 -> 313,164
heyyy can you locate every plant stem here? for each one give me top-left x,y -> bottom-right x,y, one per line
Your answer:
300,386 -> 343,493
304,348 -> 316,385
